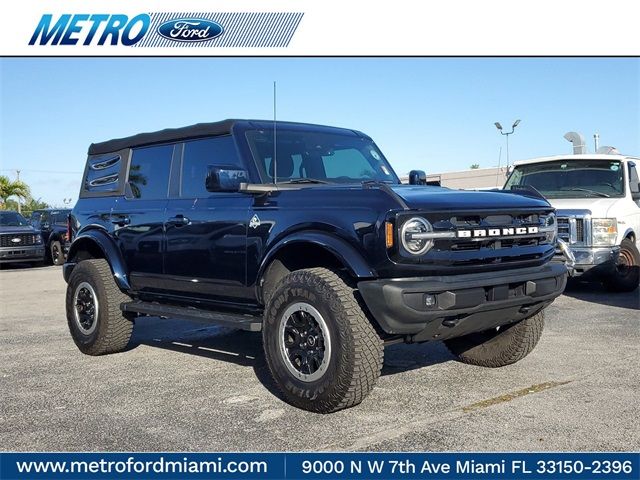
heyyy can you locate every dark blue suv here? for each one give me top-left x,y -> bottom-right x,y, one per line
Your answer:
64,119 -> 567,413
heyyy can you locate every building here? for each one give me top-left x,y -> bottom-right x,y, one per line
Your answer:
401,166 -> 509,190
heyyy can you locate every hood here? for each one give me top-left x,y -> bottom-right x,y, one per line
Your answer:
389,185 -> 552,212
546,197 -> 623,217
0,225 -> 37,234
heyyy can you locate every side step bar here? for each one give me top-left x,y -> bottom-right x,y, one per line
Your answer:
120,301 -> 262,332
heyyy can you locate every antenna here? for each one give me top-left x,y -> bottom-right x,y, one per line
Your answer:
273,81 -> 277,185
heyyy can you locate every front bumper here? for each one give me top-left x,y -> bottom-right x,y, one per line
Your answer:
0,245 -> 45,263
569,246 -> 619,277
358,263 -> 567,342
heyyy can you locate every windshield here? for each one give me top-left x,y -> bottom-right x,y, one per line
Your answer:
505,160 -> 625,198
246,129 -> 400,184
0,211 -> 30,227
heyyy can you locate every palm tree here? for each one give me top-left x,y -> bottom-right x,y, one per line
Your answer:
0,175 -> 30,211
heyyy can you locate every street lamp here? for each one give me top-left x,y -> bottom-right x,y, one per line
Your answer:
494,119 -> 521,169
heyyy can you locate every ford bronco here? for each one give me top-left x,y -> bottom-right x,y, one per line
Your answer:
64,120 -> 567,413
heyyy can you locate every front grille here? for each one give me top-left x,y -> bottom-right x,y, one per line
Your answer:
424,211 -> 554,269
0,233 -> 36,247
576,219 -> 584,242
557,217 -> 585,244
557,217 -> 570,243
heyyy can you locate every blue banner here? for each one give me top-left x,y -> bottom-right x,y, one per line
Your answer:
1,452 -> 638,480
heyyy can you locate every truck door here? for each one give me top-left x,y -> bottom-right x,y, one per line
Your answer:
163,136 -> 253,307
110,144 -> 172,292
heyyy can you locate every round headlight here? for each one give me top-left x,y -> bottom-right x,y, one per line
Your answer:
401,217 -> 433,255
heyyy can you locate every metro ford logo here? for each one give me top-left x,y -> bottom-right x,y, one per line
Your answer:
157,18 -> 223,42
457,226 -> 539,239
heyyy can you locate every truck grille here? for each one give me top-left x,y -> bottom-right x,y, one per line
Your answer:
425,211 -> 555,269
0,233 -> 37,247
557,217 -> 570,243
557,217 -> 585,244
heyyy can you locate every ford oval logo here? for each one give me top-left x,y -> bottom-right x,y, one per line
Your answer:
11,237 -> 22,243
157,18 -> 223,42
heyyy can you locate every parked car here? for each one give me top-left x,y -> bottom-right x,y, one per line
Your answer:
505,154 -> 640,292
30,208 -> 71,265
0,210 -> 45,266
64,119 -> 567,413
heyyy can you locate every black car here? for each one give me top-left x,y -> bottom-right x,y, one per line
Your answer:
30,208 -> 71,265
0,210 -> 45,265
63,119 -> 567,413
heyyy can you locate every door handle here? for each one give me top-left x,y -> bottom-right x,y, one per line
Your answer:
112,215 -> 130,227
167,215 -> 190,226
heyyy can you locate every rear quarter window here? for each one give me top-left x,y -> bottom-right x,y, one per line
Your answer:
84,154 -> 122,194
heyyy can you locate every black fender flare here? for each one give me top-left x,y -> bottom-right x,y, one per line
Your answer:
257,231 -> 375,299
65,228 -> 130,291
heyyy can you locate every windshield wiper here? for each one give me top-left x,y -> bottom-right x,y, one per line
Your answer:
282,178 -> 330,184
564,188 -> 610,198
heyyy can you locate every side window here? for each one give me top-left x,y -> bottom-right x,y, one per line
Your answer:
629,163 -> 640,193
40,212 -> 50,226
53,212 -> 68,226
128,144 -> 174,199
181,136 -> 240,198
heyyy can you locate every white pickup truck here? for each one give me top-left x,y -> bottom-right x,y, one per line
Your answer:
505,154 -> 640,292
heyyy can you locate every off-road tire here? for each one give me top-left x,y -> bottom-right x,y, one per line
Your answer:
603,239 -> 639,293
50,240 -> 64,266
66,259 -> 133,355
444,311 -> 545,367
263,267 -> 383,413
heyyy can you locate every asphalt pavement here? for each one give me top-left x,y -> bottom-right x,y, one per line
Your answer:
1,264 -> 638,451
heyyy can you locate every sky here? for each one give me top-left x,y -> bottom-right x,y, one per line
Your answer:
1,57 -> 638,206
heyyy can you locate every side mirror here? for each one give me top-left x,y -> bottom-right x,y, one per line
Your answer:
206,165 -> 248,192
408,170 -> 427,185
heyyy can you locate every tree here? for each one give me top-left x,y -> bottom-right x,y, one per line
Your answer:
20,197 -> 50,218
470,164 -> 480,169
0,175 -> 30,210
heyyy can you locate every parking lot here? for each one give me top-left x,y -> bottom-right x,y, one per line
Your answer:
1,264 -> 638,452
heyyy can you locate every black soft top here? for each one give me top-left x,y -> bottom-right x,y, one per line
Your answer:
87,119 -> 368,156
88,119 -> 237,155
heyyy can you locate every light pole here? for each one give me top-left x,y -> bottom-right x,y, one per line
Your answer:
494,119 -> 521,169
16,169 -> 21,214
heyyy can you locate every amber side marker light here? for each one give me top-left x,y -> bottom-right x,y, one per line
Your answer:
385,221 -> 394,248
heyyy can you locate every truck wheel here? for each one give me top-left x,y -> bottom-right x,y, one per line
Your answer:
603,239 -> 639,292
444,311 -> 544,367
65,259 -> 133,355
50,240 -> 64,266
263,267 -> 383,413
